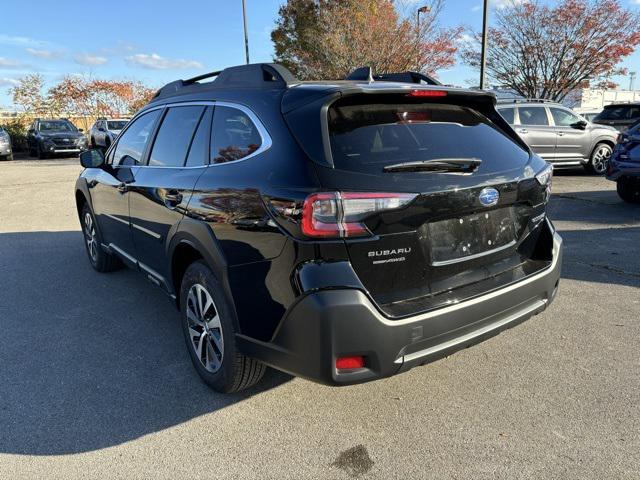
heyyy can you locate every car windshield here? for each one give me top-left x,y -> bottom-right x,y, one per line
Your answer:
39,121 -> 76,132
107,121 -> 127,130
595,106 -> 633,121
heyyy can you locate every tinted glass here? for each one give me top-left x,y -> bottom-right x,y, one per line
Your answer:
328,100 -> 528,173
112,110 -> 161,166
185,107 -> 212,167
107,121 -> 127,130
498,107 -> 515,124
149,106 -> 204,167
211,106 -> 262,164
596,106 -> 632,121
518,107 -> 549,126
550,108 -> 581,127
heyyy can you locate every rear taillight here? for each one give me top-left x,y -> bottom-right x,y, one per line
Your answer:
336,356 -> 365,370
301,192 -> 416,239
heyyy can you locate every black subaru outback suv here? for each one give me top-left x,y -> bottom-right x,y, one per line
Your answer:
75,63 -> 562,393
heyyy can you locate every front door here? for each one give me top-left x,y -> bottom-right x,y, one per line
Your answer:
91,109 -> 162,263
128,105 -> 211,289
549,106 -> 590,161
516,105 -> 557,161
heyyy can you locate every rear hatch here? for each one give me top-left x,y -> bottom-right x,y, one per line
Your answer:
284,87 -> 552,318
593,104 -> 640,132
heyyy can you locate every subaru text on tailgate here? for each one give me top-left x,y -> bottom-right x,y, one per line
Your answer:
75,64 -> 562,393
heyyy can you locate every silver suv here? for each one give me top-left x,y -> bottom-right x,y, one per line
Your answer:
497,100 -> 618,174
89,118 -> 128,150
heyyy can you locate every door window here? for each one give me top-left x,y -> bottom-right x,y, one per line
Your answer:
549,108 -> 581,127
518,106 -> 549,126
149,106 -> 205,167
112,110 -> 161,166
498,107 -> 515,124
185,107 -> 212,167
211,106 -> 262,164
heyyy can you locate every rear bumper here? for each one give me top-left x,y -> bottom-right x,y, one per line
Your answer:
607,159 -> 640,180
238,226 -> 563,386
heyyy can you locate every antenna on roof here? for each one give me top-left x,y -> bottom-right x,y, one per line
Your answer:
346,67 -> 374,83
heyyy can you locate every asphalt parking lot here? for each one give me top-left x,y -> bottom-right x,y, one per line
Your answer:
0,157 -> 638,479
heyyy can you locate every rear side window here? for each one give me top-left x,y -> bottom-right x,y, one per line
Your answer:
518,107 -> 549,126
328,99 -> 528,173
211,106 -> 262,164
149,106 -> 205,167
112,110 -> 161,166
498,107 -> 515,124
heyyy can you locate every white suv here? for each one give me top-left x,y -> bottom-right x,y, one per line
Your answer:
89,119 -> 128,149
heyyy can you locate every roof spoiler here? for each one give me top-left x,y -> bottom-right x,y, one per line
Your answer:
152,63 -> 298,99
345,66 -> 441,86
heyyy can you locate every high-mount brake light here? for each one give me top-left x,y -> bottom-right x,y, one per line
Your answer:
301,192 -> 417,239
408,90 -> 448,98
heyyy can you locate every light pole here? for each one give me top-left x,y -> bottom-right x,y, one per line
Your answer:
479,0 -> 489,89
242,0 -> 250,64
416,6 -> 430,71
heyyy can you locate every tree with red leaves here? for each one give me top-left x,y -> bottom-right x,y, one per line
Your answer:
272,0 -> 461,80
461,0 -> 640,101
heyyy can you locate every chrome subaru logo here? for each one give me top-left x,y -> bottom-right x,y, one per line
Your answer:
479,188 -> 499,207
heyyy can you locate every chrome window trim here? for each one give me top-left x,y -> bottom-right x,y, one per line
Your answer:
109,100 -> 272,169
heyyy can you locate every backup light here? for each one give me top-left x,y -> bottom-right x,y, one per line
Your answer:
535,164 -> 553,187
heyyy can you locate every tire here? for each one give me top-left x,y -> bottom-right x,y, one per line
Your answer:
80,203 -> 122,272
37,143 -> 47,160
90,136 -> 96,148
29,143 -> 36,157
104,138 -> 111,152
180,261 -> 266,393
586,143 -> 612,175
616,178 -> 640,204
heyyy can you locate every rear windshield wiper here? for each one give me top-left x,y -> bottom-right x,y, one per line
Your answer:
383,158 -> 482,173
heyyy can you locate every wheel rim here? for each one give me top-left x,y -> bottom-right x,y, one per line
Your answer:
186,284 -> 224,373
592,145 -> 611,173
83,212 -> 98,262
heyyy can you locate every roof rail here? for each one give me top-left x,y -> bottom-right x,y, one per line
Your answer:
345,66 -> 441,86
496,98 -> 556,104
152,63 -> 298,100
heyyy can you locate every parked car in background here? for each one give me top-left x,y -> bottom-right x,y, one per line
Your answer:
75,63 -> 562,393
0,126 -> 12,160
573,109 -> 601,123
497,99 -> 618,174
607,123 -> 640,203
593,103 -> 640,133
89,118 -> 128,150
27,119 -> 88,159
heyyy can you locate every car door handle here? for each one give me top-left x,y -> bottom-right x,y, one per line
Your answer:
117,182 -> 128,193
164,191 -> 183,206
557,132 -> 565,136
518,128 -> 528,134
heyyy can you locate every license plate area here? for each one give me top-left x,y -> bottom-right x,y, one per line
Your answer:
428,207 -> 516,266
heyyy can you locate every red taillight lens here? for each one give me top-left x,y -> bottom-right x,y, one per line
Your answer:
407,89 -> 447,98
301,192 -> 416,239
336,356 -> 365,370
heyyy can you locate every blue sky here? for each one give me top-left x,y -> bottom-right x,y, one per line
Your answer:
1,0 -> 639,108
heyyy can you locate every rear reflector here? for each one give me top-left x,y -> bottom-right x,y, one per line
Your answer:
336,356 -> 365,370
301,192 -> 416,239
408,89 -> 447,98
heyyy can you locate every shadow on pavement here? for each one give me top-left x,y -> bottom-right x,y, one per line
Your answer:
548,192 -> 640,224
0,230 -> 290,455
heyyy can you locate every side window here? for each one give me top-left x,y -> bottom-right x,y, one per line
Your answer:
149,106 -> 205,167
550,108 -> 581,127
628,107 -> 640,120
518,106 -> 549,126
498,107 -> 515,124
112,110 -> 161,166
185,107 -> 212,167
211,106 -> 262,164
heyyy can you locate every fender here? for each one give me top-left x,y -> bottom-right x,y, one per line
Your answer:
74,176 -> 106,240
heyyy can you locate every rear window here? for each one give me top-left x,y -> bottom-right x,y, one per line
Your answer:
328,99 -> 528,173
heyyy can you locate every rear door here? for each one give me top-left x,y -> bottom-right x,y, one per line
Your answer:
316,93 -> 549,317
549,106 -> 590,161
128,105 -> 211,288
515,105 -> 557,161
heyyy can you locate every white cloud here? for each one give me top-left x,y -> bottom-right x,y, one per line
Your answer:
0,58 -> 24,69
0,34 -> 48,48
0,77 -> 19,87
492,0 -> 525,9
25,48 -> 63,60
125,53 -> 203,70
74,53 -> 108,66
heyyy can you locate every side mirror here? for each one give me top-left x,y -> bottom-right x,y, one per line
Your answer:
98,127 -> 105,132
78,128 -> 84,133
80,149 -> 105,168
571,120 -> 588,130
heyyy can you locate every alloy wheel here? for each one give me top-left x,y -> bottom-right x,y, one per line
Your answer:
83,212 -> 98,262
186,284 -> 224,373
592,145 -> 612,174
